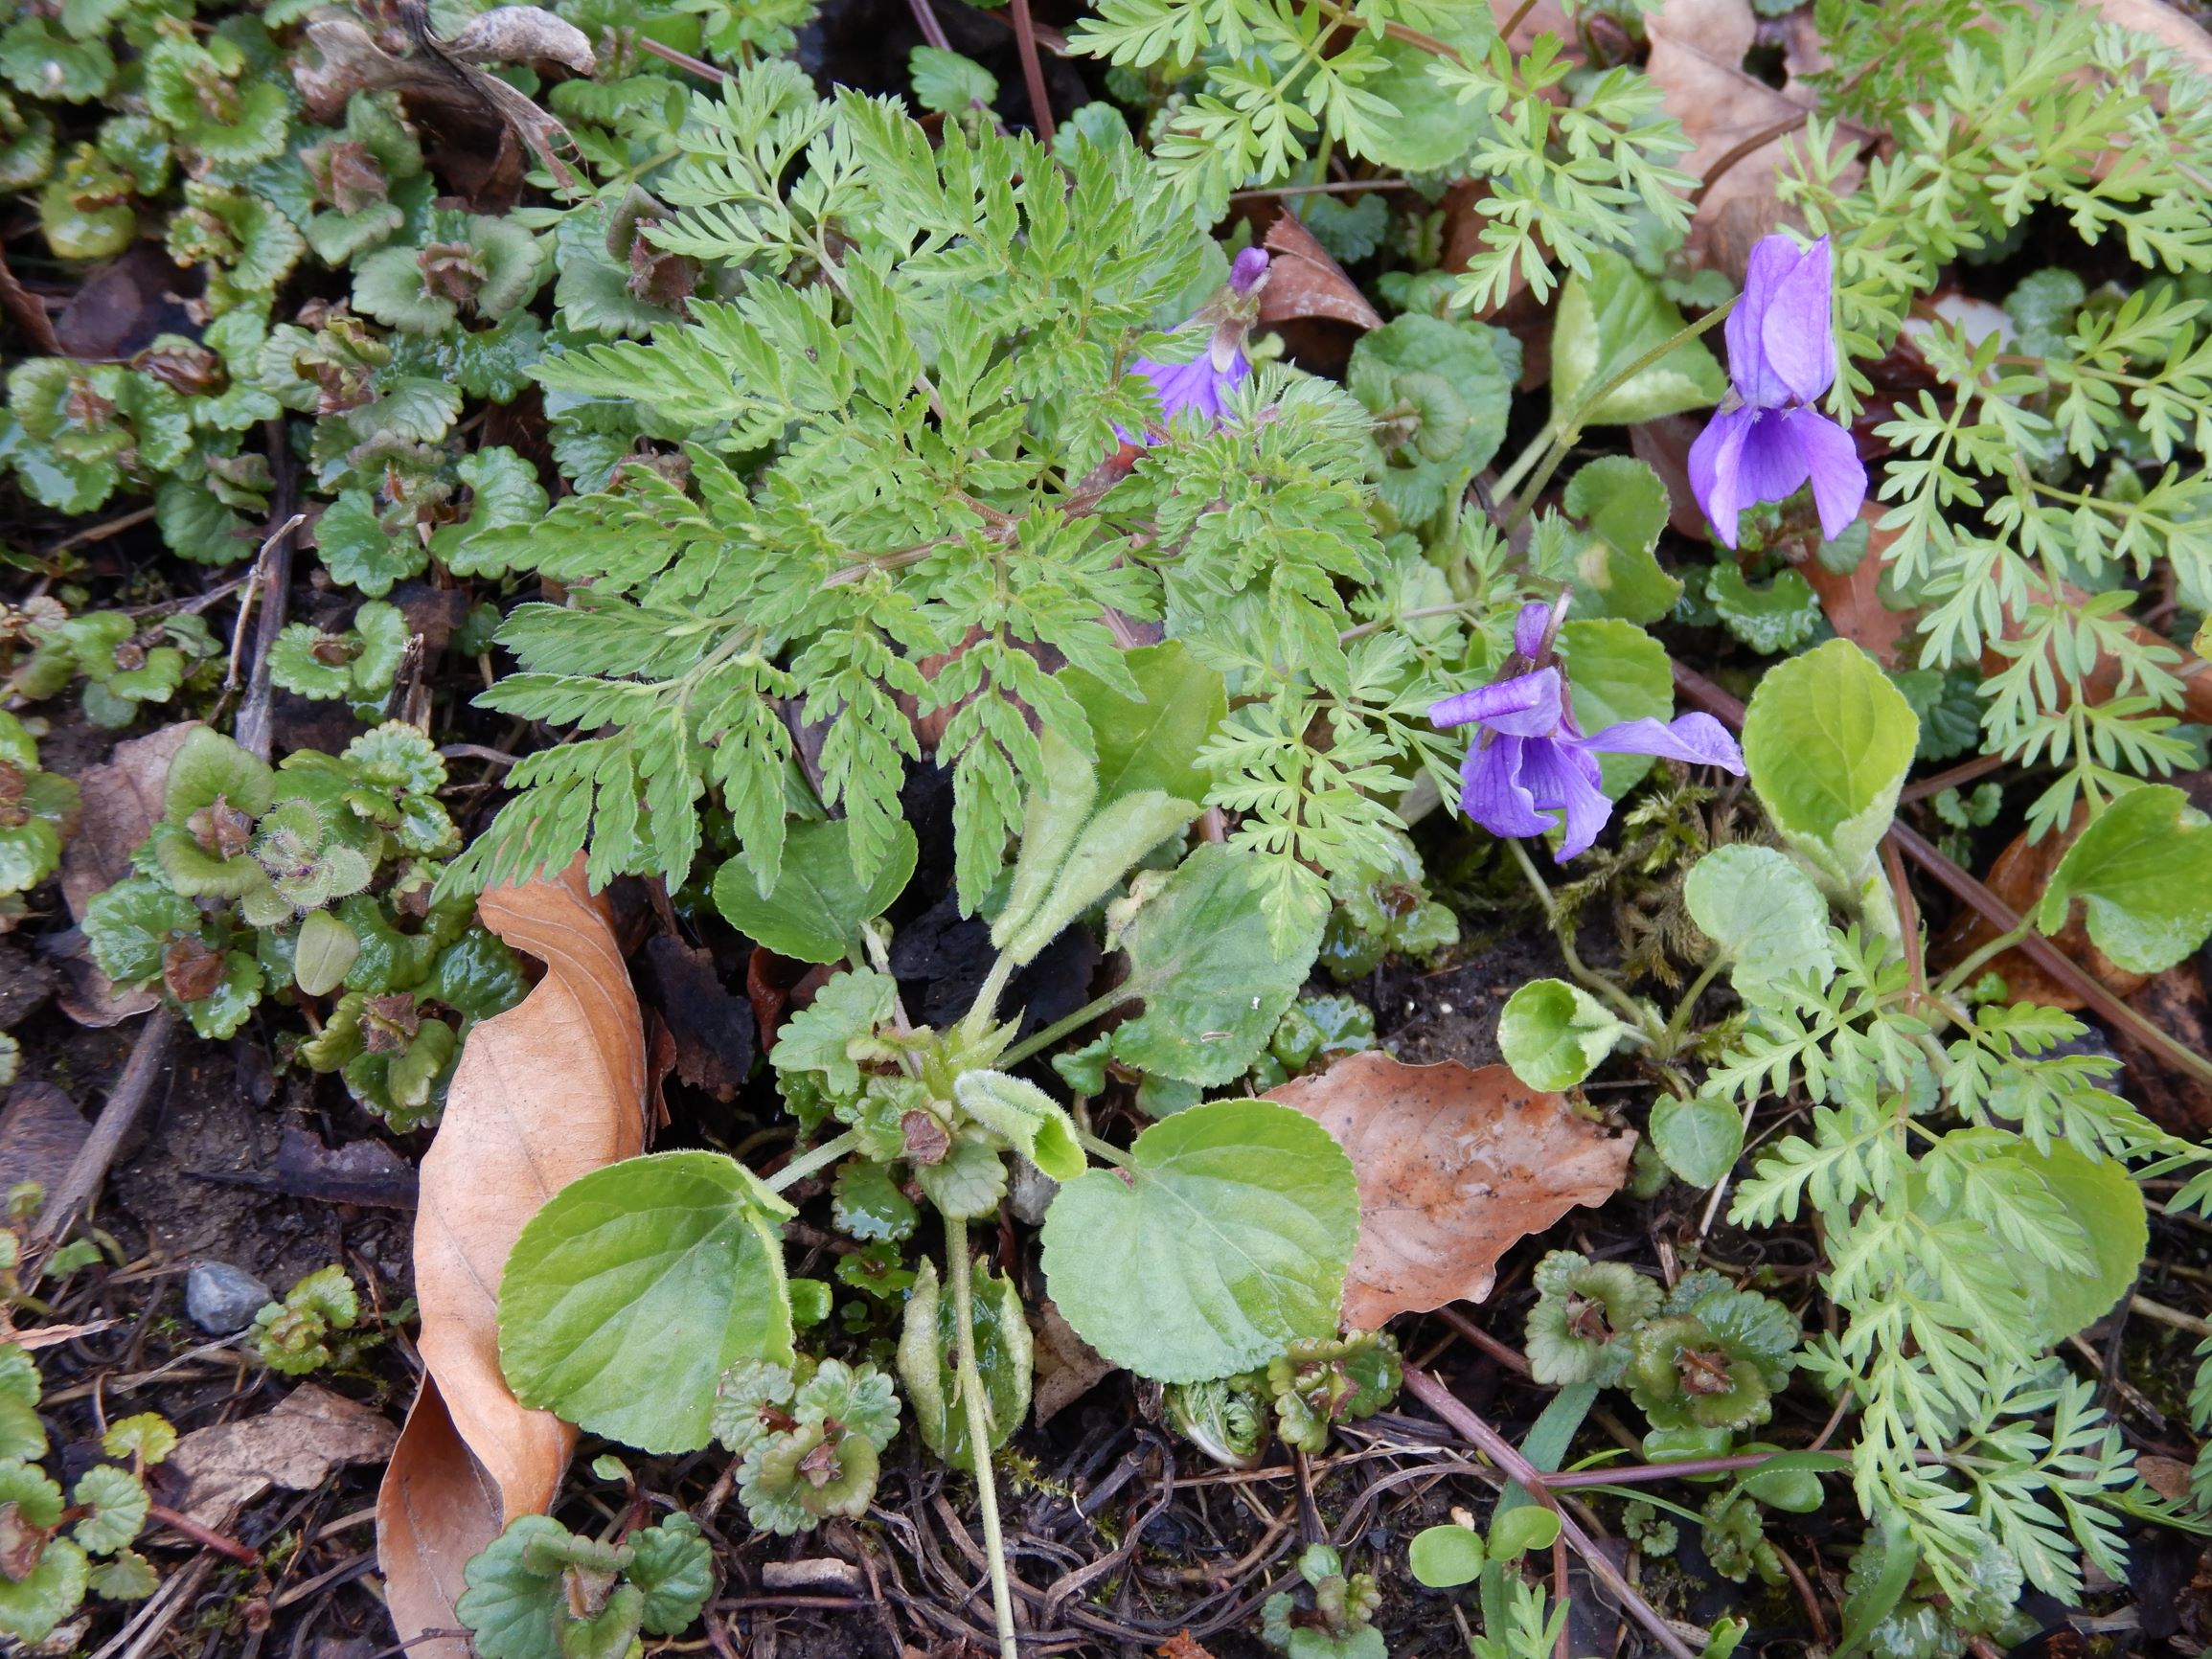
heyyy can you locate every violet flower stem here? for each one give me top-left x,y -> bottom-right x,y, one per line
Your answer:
945,1216 -> 1020,1659
1504,837 -> 1654,1036
1505,297 -> 1738,533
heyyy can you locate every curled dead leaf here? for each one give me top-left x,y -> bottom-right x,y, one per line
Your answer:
1268,1052 -> 1632,1328
376,861 -> 649,1656
1261,212 -> 1383,332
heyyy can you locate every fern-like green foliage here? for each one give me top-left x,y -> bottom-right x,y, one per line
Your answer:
439,65 -> 1465,938
1777,1 -> 2212,836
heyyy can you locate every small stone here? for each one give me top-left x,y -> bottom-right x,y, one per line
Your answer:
187,1261 -> 273,1336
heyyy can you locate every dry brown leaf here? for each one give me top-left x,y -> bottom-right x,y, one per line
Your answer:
1030,1298 -> 1114,1427
376,861 -> 649,1655
377,1381 -> 505,1659
1261,212 -> 1383,331
1644,0 -> 1858,280
1802,507 -> 1912,667
1268,1052 -> 1633,1328
0,1083 -> 88,1198
1156,1634 -> 1219,1659
59,722 -> 196,923
170,1384 -> 398,1527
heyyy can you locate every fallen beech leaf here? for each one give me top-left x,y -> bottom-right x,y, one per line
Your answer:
38,926 -> 157,1027
1030,1298 -> 1115,1426
1268,1052 -> 1633,1328
377,862 -> 648,1655
1157,1634 -> 1219,1659
171,1384 -> 398,1527
1645,0 -> 1859,279
1261,212 -> 1383,331
377,1382 -> 504,1659
59,722 -> 197,923
0,1083 -> 88,1199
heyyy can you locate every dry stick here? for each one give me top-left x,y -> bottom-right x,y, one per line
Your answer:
33,1009 -> 174,1248
1401,1368 -> 1700,1659
1008,0 -> 1055,149
234,422 -> 302,765
1666,658 -> 2212,1092
144,1501 -> 259,1565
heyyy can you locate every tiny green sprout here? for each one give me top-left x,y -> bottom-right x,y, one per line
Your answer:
249,1264 -> 364,1375
456,1511 -> 712,1659
1166,1375 -> 1269,1470
267,600 -> 409,707
0,711 -> 80,911
1844,1530 -> 2034,1659
1407,1513 -> 1484,1589
714,1356 -> 900,1536
101,1416 -> 176,1469
1625,1271 -> 1798,1435
1266,1330 -> 1402,1455
1261,1543 -> 1384,1659
1698,1489 -> 1783,1586
1524,1249 -> 1663,1386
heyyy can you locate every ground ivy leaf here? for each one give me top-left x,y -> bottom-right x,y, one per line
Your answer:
1348,313 -> 1514,524
1110,843 -> 1325,1085
498,1150 -> 796,1454
69,1465 -> 147,1556
1039,1097 -> 1359,1383
2035,784 -> 2212,974
1741,639 -> 1919,896
1683,845 -> 1836,1000
713,817 -> 917,964
1497,978 -> 1629,1091
629,1514 -> 713,1635
1552,250 -> 1729,426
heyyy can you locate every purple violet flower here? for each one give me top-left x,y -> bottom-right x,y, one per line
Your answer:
1429,599 -> 1745,861
1688,234 -> 1867,549
1119,247 -> 1270,439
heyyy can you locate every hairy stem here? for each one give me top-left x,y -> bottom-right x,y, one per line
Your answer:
1930,920 -> 2030,998
764,1127 -> 863,1193
996,987 -> 1132,1070
945,1216 -> 1019,1659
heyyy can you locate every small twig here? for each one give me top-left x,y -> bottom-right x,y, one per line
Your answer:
1688,111 -> 1813,210
33,1008 -> 175,1250
1402,1368 -> 1699,1659
1229,177 -> 1408,200
1008,0 -> 1055,148
1432,1306 -> 1535,1377
2130,1292 -> 2212,1338
145,1502 -> 259,1565
636,34 -> 721,80
127,574 -> 250,621
43,505 -> 158,558
1897,751 -> 2007,804
234,425 -> 302,764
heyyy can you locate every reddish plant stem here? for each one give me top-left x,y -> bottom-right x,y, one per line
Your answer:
637,34 -> 721,80
1009,0 -> 1054,148
146,1503 -> 259,1565
1401,1368 -> 1699,1659
906,0 -> 951,53
1541,1451 -> 1836,1489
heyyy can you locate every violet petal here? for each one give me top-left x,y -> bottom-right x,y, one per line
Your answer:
1514,737 -> 1613,861
1725,237 -> 1799,407
1788,405 -> 1868,542
1583,712 -> 1747,773
1758,237 -> 1837,406
1689,403 -> 1757,549
1512,601 -> 1553,660
1430,666 -> 1564,737
1460,736 -> 1551,839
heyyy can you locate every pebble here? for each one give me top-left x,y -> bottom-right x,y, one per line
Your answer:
186,1261 -> 273,1335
